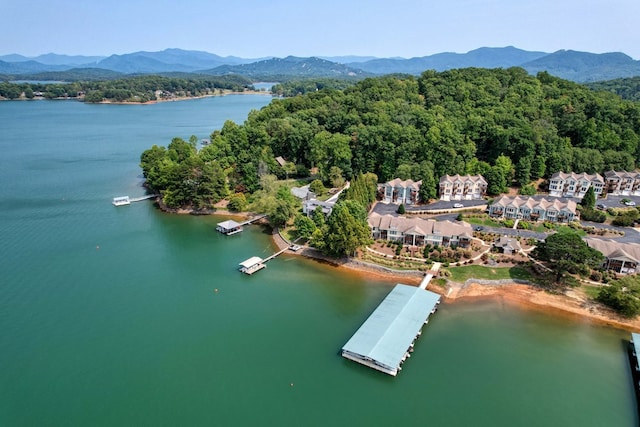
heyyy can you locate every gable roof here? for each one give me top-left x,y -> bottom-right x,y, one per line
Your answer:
368,213 -> 472,237
385,178 -> 422,189
585,238 -> 640,263
439,174 -> 487,185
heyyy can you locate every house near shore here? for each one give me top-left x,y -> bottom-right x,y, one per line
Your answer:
548,171 -> 604,198
368,213 -> 473,248
439,174 -> 487,201
382,178 -> 422,205
489,195 -> 577,223
585,238 -> 640,275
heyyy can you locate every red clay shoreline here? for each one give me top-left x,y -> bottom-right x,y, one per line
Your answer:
154,194 -> 640,332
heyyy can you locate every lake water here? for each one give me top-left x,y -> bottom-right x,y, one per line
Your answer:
0,97 -> 637,426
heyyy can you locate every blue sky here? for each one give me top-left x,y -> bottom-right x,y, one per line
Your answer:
3,0 -> 639,59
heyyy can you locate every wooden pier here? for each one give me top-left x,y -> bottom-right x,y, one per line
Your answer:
239,214 -> 267,226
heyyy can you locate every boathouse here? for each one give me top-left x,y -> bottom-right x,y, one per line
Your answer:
341,284 -> 440,376
216,220 -> 243,235
239,256 -> 265,274
112,196 -> 130,206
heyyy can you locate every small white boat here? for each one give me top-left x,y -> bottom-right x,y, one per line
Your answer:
112,196 -> 130,206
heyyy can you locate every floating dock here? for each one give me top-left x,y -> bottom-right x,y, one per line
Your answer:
341,284 -> 440,376
112,194 -> 156,206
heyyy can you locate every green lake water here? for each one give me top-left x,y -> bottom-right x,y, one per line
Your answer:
0,97 -> 637,426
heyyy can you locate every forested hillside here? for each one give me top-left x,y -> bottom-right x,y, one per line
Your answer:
587,77 -> 640,102
141,67 -> 640,208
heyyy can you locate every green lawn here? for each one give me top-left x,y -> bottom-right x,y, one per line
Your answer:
581,285 -> 601,299
554,225 -> 587,237
447,265 -> 532,282
465,217 -> 504,227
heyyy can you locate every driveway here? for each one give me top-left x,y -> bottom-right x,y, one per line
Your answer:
371,199 -> 486,215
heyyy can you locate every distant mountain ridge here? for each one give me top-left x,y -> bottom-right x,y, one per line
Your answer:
1,47 -> 640,82
200,56 -> 370,79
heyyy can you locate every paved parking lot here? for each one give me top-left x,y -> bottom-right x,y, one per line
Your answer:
596,194 -> 640,209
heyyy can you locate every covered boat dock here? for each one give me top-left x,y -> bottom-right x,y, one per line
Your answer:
341,284 -> 440,376
217,220 -> 243,235
239,256 -> 265,275
629,333 -> 640,407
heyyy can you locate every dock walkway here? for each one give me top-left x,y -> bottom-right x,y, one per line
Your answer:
419,262 -> 442,290
129,194 -> 157,203
239,214 -> 267,226
239,245 -> 294,275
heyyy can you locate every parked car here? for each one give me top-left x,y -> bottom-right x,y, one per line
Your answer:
475,226 -> 484,231
596,203 -> 607,210
453,203 -> 464,208
624,200 -> 637,206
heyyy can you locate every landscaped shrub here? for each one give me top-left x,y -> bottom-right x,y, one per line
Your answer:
612,214 -> 637,227
395,243 -> 403,256
580,208 -> 606,223
590,270 -> 603,282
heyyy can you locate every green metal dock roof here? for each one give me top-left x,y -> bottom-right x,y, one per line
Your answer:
342,284 -> 440,375
632,333 -> 640,366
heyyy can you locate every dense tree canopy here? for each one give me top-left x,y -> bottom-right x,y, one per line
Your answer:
140,137 -> 229,209
139,67 -> 640,222
202,68 -> 639,196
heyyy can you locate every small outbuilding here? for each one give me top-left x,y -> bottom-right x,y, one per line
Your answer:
494,236 -> 522,255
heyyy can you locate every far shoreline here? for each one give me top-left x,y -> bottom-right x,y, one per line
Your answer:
0,88 -> 273,104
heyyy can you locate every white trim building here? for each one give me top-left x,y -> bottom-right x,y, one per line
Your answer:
383,178 -> 422,205
439,174 -> 487,201
489,196 -> 578,223
368,213 -> 473,247
548,171 -> 604,198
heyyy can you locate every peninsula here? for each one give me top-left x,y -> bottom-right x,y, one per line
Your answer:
139,68 -> 640,327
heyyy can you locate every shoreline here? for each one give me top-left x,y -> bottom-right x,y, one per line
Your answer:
271,233 -> 640,332
1,89 -> 273,104
150,198 -> 640,332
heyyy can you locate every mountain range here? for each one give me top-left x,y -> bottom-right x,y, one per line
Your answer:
2,47 -> 640,83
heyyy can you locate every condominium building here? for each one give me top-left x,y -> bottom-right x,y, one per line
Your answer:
368,213 -> 473,247
604,170 -> 640,196
382,178 -> 422,205
439,174 -> 487,201
489,195 -> 578,223
548,171 -> 604,198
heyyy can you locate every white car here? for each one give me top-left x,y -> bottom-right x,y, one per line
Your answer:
453,203 -> 464,208
624,200 -> 636,206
